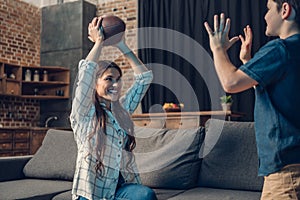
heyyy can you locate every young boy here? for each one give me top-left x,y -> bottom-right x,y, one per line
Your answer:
204,0 -> 300,199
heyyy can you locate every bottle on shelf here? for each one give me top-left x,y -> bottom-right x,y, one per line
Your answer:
33,70 -> 39,81
25,69 -> 31,81
43,70 -> 48,82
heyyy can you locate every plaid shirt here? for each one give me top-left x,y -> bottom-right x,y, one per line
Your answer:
70,60 -> 153,200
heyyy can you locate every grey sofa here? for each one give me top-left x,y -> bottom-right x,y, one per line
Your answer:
0,119 -> 263,200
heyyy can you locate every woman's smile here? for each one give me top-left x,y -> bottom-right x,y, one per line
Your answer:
96,67 -> 122,102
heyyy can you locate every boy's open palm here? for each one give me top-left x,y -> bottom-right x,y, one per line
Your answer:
239,25 -> 253,64
204,13 -> 239,52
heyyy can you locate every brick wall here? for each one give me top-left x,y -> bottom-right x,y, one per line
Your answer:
0,0 -> 40,66
0,0 -> 41,127
0,97 -> 40,127
0,0 -> 139,127
96,0 -> 137,93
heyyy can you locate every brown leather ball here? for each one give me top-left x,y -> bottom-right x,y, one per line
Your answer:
100,15 -> 126,46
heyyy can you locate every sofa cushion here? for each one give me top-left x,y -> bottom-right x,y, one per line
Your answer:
52,188 -> 186,200
52,190 -> 72,200
152,188 -> 185,200
199,119 -> 264,191
0,179 -> 72,200
23,129 -> 77,180
134,126 -> 205,189
168,187 -> 261,200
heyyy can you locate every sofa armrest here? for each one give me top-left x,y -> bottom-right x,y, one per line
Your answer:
0,155 -> 33,181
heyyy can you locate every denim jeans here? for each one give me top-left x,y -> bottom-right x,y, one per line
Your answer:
78,183 -> 157,200
261,164 -> 300,200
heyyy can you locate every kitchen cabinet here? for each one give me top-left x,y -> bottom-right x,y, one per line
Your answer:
0,128 -> 30,157
30,129 -> 47,155
0,63 -> 22,96
0,127 -> 72,157
0,62 -> 70,99
21,66 -> 70,99
132,115 -> 199,129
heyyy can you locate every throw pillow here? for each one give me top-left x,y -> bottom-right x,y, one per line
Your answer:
23,129 -> 77,181
198,119 -> 264,191
134,126 -> 205,189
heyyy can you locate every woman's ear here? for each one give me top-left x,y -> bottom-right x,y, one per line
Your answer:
282,2 -> 296,21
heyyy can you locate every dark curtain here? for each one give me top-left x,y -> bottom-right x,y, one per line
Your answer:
138,0 -> 268,121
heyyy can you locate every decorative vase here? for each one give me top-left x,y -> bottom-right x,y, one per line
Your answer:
222,103 -> 232,111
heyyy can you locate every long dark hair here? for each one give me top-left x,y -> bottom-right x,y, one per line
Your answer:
88,60 -> 136,175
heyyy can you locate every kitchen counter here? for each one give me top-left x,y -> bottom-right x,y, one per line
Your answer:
132,110 -> 246,128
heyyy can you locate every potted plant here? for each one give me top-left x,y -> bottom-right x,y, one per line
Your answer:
220,95 -> 233,111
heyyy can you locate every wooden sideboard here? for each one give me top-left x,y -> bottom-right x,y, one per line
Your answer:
0,127 -> 46,157
0,127 -> 71,157
132,111 -> 245,129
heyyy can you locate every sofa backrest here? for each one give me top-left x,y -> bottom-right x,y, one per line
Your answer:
198,119 -> 264,191
22,126 -> 205,190
23,129 -> 77,181
21,119 -> 264,192
134,126 -> 205,189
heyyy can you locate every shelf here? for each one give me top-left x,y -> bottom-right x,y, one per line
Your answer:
21,65 -> 70,99
22,81 -> 69,85
21,95 -> 69,100
0,63 -> 22,96
6,78 -> 20,83
0,62 -> 70,100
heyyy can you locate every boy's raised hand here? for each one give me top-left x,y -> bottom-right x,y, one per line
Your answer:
204,13 -> 239,52
239,25 -> 253,64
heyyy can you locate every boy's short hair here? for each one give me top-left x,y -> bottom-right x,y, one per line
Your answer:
273,0 -> 300,28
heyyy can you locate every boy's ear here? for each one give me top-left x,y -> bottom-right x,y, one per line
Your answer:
287,7 -> 296,20
282,3 -> 296,21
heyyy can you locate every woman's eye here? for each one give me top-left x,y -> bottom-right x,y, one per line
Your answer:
105,77 -> 113,81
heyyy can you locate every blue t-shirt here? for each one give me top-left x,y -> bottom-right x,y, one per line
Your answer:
240,34 -> 300,176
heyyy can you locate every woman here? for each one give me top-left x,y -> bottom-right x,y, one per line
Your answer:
70,16 -> 157,200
